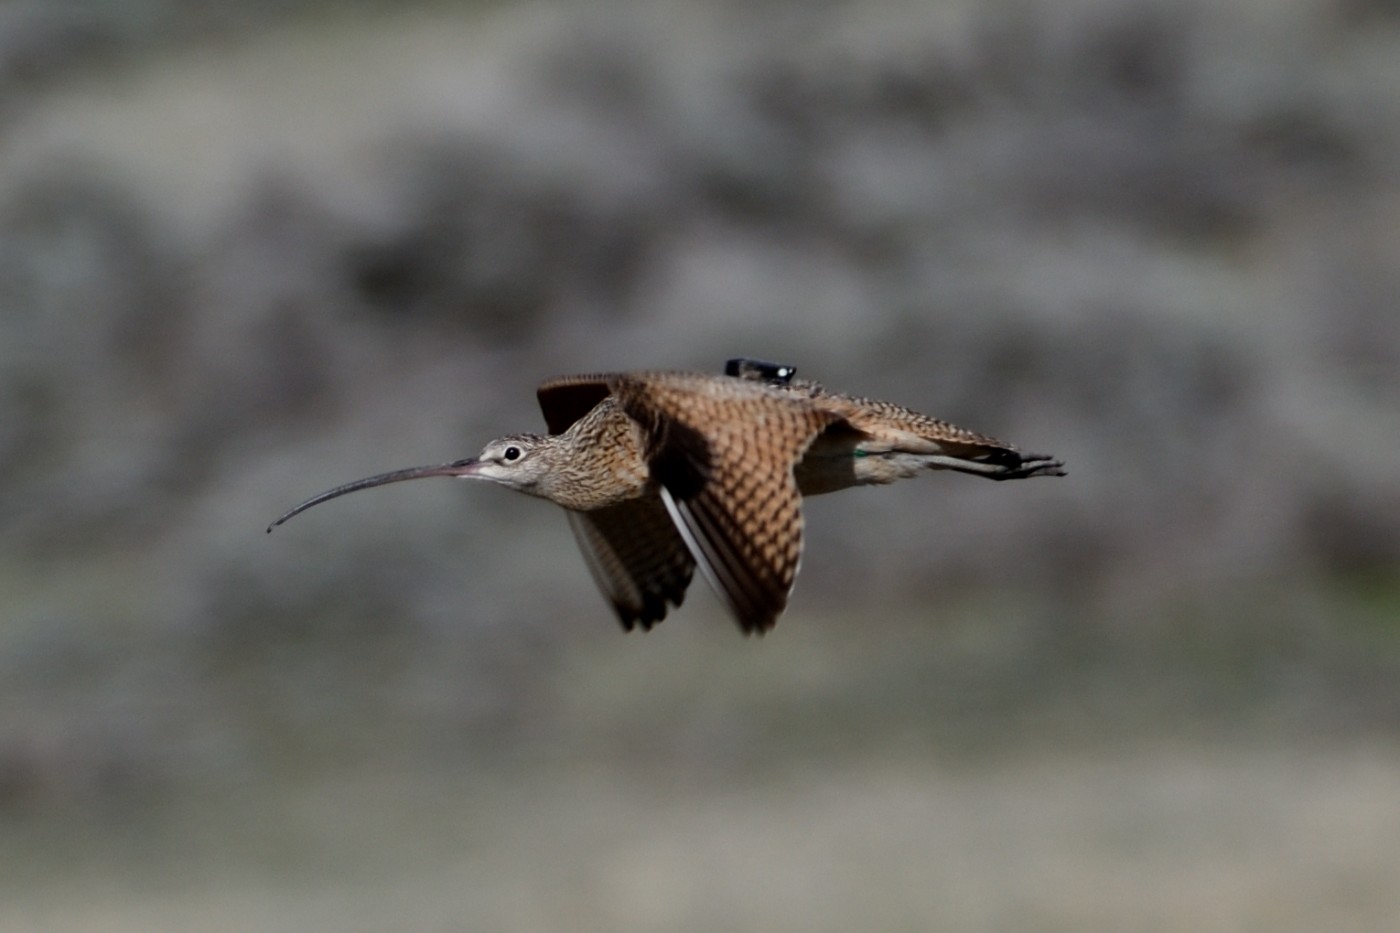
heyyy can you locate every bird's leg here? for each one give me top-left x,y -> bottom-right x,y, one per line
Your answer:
923,452 -> 1067,481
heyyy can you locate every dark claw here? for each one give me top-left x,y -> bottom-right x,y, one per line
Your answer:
988,454 -> 1066,480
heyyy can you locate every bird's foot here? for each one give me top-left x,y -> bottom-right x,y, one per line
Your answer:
985,453 -> 1066,480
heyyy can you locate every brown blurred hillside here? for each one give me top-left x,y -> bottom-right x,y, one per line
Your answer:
2,1 -> 1399,930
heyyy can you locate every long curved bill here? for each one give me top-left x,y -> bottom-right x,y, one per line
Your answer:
266,459 -> 481,533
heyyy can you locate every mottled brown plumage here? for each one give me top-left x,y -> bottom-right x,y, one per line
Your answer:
269,361 -> 1065,634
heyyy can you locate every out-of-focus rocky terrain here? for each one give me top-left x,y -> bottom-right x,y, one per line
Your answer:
1,1 -> 1399,928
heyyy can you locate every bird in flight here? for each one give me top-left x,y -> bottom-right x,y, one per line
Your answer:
269,359 -> 1064,634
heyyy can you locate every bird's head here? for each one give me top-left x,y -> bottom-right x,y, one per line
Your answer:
465,433 -> 552,492
266,433 -> 554,532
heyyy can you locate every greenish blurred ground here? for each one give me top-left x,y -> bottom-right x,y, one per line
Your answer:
1,1 -> 1398,929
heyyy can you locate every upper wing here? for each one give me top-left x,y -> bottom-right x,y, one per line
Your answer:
566,498 -> 695,632
539,360 -> 800,434
611,373 -> 842,634
536,374 -> 616,435
813,392 -> 1064,477
811,392 -> 1008,452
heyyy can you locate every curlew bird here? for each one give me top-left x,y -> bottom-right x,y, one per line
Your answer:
268,360 -> 1065,634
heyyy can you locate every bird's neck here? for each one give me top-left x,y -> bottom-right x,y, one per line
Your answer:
533,406 -> 652,511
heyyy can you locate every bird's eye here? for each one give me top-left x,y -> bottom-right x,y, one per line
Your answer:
503,446 -> 521,461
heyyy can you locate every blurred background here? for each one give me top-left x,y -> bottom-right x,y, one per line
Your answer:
2,0 -> 1399,929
